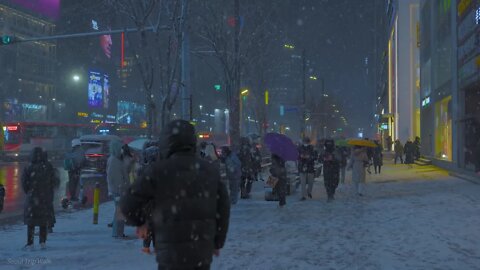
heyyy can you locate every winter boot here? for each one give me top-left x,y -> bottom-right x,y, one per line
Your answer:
22,244 -> 34,251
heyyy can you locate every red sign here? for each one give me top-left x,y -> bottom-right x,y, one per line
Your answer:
6,126 -> 18,131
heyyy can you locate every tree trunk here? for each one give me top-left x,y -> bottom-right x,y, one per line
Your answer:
230,0 -> 241,151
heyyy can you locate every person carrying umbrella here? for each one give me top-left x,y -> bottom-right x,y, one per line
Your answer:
264,133 -> 299,204
348,144 -> 369,196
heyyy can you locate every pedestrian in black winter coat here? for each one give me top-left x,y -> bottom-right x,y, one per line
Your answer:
239,138 -> 254,198
475,139 -> 480,175
42,150 -> 59,233
404,141 -> 415,164
373,141 -> 383,174
22,147 -> 59,249
319,140 -> 340,202
120,120 -> 230,270
270,154 -> 287,207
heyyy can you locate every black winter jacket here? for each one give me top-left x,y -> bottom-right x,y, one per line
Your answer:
22,148 -> 59,226
298,145 -> 316,173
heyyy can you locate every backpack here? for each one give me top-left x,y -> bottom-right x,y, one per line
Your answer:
63,152 -> 78,171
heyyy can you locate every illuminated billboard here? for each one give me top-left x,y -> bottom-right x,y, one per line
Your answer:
9,0 -> 60,20
103,74 -> 110,109
116,101 -> 146,126
87,71 -> 110,108
88,71 -> 103,108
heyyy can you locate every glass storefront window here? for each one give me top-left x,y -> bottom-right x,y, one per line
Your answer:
435,96 -> 452,161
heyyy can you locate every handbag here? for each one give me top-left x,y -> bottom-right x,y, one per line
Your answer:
266,175 -> 279,188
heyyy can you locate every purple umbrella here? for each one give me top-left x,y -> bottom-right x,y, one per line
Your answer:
264,133 -> 299,161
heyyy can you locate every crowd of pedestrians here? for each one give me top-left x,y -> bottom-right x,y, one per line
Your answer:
20,118 -> 437,269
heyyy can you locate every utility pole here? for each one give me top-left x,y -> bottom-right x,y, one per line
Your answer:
301,49 -> 307,139
322,78 -> 327,139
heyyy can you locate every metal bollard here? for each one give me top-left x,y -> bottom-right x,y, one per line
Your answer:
93,181 -> 100,224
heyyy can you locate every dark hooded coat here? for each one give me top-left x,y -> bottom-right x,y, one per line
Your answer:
120,120 -> 230,269
22,147 -> 59,226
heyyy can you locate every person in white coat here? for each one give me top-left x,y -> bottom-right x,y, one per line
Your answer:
349,146 -> 369,196
107,140 -> 129,238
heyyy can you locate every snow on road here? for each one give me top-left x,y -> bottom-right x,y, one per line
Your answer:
1,165 -> 480,270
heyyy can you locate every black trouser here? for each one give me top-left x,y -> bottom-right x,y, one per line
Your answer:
394,154 -> 403,164
0,185 -> 4,213
68,171 -> 80,200
159,264 -> 211,270
324,176 -> 339,199
276,179 -> 286,206
143,228 -> 155,248
374,165 -> 382,174
240,174 -> 253,198
27,225 -> 47,245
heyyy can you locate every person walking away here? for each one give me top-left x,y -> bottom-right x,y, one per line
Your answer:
373,141 -> 383,174
270,154 -> 287,207
204,143 -> 221,172
316,138 -> 326,177
386,136 -> 393,152
238,138 -> 254,199
404,140 -> 415,166
252,144 -> 263,181
43,150 -> 60,233
475,138 -> 480,176
394,140 -> 404,164
365,138 -> 374,174
349,146 -> 369,196
21,147 -> 58,250
221,146 -> 241,205
137,143 -> 162,254
320,140 -> 340,202
0,182 -> 4,213
337,146 -> 349,186
121,144 -> 135,184
199,141 -> 208,159
64,139 -> 85,201
298,137 -> 316,201
107,139 -> 129,238
414,136 -> 421,161
120,120 -> 230,270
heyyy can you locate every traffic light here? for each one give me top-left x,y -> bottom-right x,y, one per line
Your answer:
214,84 -> 221,91
1,35 -> 14,45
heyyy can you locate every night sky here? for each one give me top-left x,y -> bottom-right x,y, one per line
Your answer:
281,0 -> 383,133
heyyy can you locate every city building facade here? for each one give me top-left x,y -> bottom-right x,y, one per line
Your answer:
377,0 -> 421,147
0,2 -> 58,122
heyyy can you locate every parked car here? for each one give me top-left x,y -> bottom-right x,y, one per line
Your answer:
79,134 -> 121,179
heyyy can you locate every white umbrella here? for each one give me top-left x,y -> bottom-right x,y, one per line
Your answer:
128,138 -> 150,151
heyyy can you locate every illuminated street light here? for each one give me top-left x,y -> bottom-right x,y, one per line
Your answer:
309,76 -> 318,80
284,44 -> 295,49
73,75 -> 80,82
241,89 -> 249,96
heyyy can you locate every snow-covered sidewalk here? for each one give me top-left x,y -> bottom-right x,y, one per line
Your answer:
1,164 -> 480,270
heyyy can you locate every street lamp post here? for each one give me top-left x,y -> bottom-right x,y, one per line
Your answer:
240,89 -> 249,135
